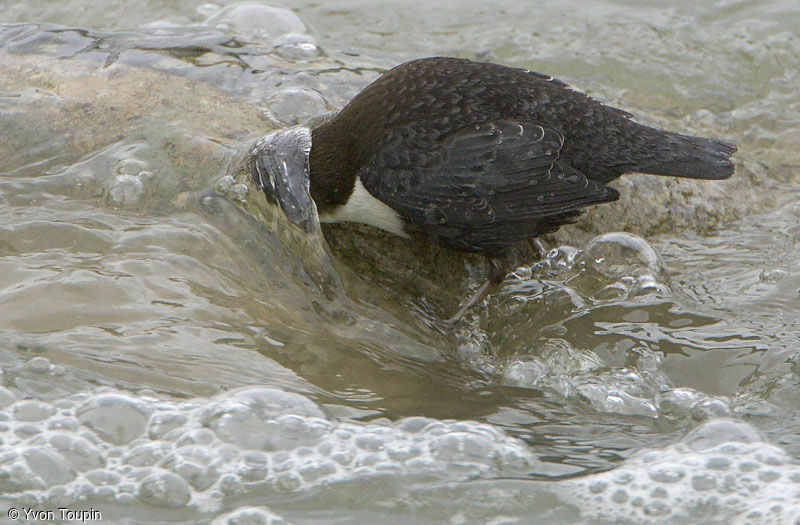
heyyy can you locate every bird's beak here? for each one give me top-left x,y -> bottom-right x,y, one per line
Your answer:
249,126 -> 317,233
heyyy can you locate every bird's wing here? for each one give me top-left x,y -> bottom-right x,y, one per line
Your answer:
359,119 -> 619,229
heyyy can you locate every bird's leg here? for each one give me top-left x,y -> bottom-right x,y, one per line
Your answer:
529,237 -> 549,260
446,254 -> 513,325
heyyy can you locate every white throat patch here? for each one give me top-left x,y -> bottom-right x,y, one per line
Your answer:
319,178 -> 409,238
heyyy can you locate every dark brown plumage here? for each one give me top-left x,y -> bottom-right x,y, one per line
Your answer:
304,57 -> 736,321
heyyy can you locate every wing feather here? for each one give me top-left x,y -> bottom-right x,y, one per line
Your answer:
359,119 -> 619,250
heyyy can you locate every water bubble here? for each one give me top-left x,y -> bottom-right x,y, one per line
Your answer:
114,158 -> 147,176
610,488 -> 628,503
396,417 -> 433,434
559,418 -> 800,522
203,3 -> 307,40
13,400 -> 55,422
229,183 -> 249,201
240,451 -> 269,482
105,175 -> 144,208
29,432 -> 105,471
758,470 -> 781,482
647,464 -> 686,483
175,428 -> 218,447
0,387 -> 17,408
25,356 -> 52,374
196,3 -> 220,18
659,387 -> 704,417
691,473 -> 718,491
589,480 -> 608,494
630,275 -> 670,298
215,175 -> 235,194
643,501 -> 671,517
539,245 -> 585,277
211,506 -> 288,525
501,359 -> 549,388
263,88 -> 329,127
690,398 -> 733,421
76,394 -> 151,445
138,468 -> 192,508
199,387 -> 326,450
296,457 -> 337,482
85,468 -> 121,487
760,268 -> 787,282
0,385 -> 543,514
354,433 -> 388,452
577,384 -> 658,418
273,33 -> 321,60
429,432 -> 494,464
124,442 -> 175,467
385,443 -> 423,462
147,411 -> 189,440
160,445 -> 221,490
143,20 -> 183,30
594,282 -> 627,301
22,446 -> 78,487
683,419 -> 762,451
585,232 -> 665,280
73,172 -> 102,198
46,416 -> 80,432
274,470 -> 303,491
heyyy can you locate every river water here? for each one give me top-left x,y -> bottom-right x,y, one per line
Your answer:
0,1 -> 799,523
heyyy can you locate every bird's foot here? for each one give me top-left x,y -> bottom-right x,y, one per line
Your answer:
446,255 -> 512,325
528,237 -> 549,260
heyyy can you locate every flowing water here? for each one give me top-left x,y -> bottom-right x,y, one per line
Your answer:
0,1 -> 799,523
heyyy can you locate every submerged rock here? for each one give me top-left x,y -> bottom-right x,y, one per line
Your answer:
0,23 -> 770,312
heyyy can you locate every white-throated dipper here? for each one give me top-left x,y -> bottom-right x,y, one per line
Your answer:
251,57 -> 736,323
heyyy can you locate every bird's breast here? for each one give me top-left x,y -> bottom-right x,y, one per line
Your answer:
318,176 -> 409,238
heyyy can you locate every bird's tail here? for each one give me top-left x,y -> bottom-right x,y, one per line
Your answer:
634,130 -> 737,180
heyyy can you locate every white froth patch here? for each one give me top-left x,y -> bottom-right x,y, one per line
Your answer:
0,384 -> 537,514
559,418 -> 800,523
319,177 -> 408,237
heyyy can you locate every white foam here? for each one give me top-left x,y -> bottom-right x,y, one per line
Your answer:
0,385 -> 538,513
558,418 -> 800,523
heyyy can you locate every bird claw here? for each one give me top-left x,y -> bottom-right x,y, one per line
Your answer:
444,254 -> 514,325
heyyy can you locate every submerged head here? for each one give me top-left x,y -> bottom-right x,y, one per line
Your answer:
248,126 -> 317,233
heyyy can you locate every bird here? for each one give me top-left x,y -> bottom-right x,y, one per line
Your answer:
276,57 -> 737,323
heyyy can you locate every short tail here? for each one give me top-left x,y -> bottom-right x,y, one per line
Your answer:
635,131 -> 737,180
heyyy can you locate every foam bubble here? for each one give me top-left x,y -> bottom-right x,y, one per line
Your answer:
105,174 -> 144,208
198,387 -> 327,450
263,88 -> 329,127
76,393 -> 152,445
499,338 -> 734,421
0,386 -> 537,513
585,232 -> 666,280
114,158 -> 147,176
203,3 -> 307,40
28,431 -> 105,471
0,387 -> 17,408
13,399 -> 55,421
559,418 -> 800,523
500,341 -> 662,418
138,468 -> 192,508
211,505 -> 288,525
272,33 -> 321,60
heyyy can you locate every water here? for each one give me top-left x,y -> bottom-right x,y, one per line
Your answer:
0,1 -> 799,523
